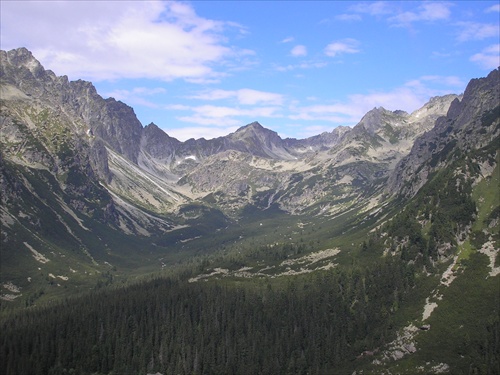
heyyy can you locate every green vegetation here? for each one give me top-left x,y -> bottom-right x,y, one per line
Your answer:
1,256 -> 416,375
1,72 -> 499,374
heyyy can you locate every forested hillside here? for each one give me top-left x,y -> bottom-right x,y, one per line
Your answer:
0,258 -> 418,375
1,48 -> 498,374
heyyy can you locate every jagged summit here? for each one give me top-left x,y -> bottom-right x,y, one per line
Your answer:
1,48 -> 499,375
0,47 -> 466,215
389,68 -> 499,197
355,106 -> 406,135
3,46 -> 494,250
238,120 -> 265,131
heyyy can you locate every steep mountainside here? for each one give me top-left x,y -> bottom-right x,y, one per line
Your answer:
389,68 -> 499,197
0,48 -> 499,374
0,47 -> 473,297
1,48 -> 456,226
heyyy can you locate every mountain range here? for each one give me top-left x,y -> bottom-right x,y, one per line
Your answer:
0,47 -> 499,374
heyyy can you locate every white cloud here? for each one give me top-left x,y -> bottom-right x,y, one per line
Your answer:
389,2 -> 451,27
408,75 -> 464,87
485,4 -> 500,13
297,125 -> 338,138
165,104 -> 191,111
237,89 -> 284,105
289,75 -> 464,126
349,1 -> 392,16
291,45 -> 308,57
335,14 -> 362,22
189,89 -> 284,106
281,36 -> 295,43
1,0 -> 247,82
470,44 -> 500,70
456,22 -> 499,42
104,87 -> 167,108
324,39 -> 360,57
168,104 -> 283,136
275,61 -> 328,72
189,89 -> 235,101
349,1 -> 452,28
186,105 -> 282,119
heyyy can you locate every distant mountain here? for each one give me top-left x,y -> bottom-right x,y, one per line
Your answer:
389,68 -> 500,197
1,48 -> 499,375
1,47 -> 497,303
0,47 -> 460,276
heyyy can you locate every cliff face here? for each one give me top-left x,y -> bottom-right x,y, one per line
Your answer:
388,68 -> 499,198
2,48 -> 497,251
0,47 -> 466,223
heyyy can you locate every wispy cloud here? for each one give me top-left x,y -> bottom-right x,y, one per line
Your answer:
348,1 -> 452,28
348,1 -> 392,16
389,2 -> 452,27
290,45 -> 308,57
456,21 -> 499,42
165,92 -> 285,139
1,0 -> 248,82
181,105 -> 282,121
406,75 -> 464,88
189,89 -> 284,106
165,73 -> 465,140
105,87 -> 167,108
470,44 -> 500,70
281,36 -> 295,43
288,75 -> 464,126
274,61 -> 328,72
324,39 -> 360,57
174,105 -> 283,133
485,4 -> 500,13
335,14 -> 362,22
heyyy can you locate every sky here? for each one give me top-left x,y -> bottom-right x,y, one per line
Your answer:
1,1 -> 499,141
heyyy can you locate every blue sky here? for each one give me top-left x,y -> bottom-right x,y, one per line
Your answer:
2,1 -> 499,140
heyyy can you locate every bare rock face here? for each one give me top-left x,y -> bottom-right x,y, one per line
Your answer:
388,68 -> 499,198
1,48 -> 143,165
3,47 -> 497,232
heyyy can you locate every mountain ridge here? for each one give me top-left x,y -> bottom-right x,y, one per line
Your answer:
1,47 -> 498,312
1,48 -> 499,375
0,47 -> 467,241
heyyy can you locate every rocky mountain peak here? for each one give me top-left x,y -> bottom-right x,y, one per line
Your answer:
355,106 -> 407,135
1,47 -> 43,76
409,94 -> 460,122
224,121 -> 296,159
141,122 -> 181,159
232,121 -> 279,139
388,68 -> 499,198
